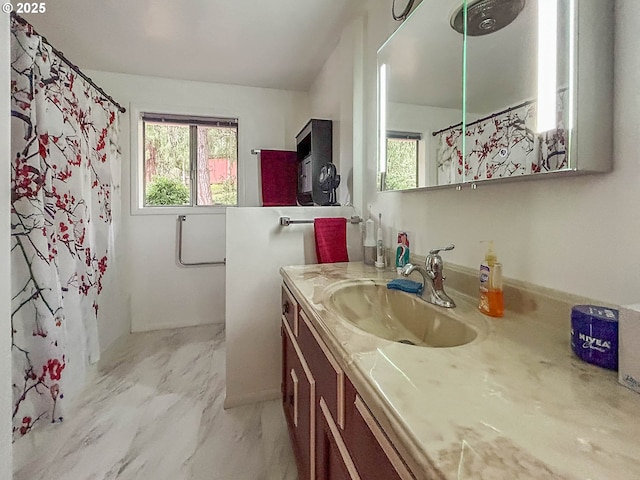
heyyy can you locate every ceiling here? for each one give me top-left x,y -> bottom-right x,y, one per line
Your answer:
23,0 -> 368,92
379,0 -> 571,115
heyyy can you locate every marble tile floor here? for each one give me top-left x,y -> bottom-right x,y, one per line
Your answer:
13,324 -> 298,480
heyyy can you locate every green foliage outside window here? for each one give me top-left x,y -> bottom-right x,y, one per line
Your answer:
384,138 -> 418,190
146,177 -> 190,205
205,127 -> 238,205
211,178 -> 237,206
145,124 -> 190,181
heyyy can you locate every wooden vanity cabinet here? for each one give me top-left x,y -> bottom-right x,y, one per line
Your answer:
343,380 -> 414,480
281,283 -> 415,480
282,286 -> 298,335
317,396 -> 360,479
282,317 -> 314,479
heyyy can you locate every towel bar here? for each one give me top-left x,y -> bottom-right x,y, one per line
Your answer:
279,216 -> 362,227
177,215 -> 226,267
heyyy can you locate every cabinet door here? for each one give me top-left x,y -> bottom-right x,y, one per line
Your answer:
344,380 -> 415,480
298,310 -> 344,428
282,319 -> 315,480
317,397 -> 361,480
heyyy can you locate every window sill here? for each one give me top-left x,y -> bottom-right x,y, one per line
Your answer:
131,205 -> 233,216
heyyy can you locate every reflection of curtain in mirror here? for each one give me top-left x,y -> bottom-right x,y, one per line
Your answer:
435,91 -> 567,182
436,127 -> 463,185
466,103 -> 537,181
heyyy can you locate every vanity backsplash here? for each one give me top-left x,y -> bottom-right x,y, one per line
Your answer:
402,251 -> 619,329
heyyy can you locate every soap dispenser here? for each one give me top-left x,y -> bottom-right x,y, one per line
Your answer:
478,241 -> 504,317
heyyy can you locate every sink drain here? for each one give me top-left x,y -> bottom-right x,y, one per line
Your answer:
398,339 -> 416,346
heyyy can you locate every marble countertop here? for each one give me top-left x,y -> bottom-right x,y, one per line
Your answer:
280,262 -> 640,480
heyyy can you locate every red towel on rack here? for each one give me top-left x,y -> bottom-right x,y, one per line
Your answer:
260,150 -> 298,206
314,218 -> 349,264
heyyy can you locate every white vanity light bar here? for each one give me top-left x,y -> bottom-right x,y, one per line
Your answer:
379,63 -> 388,174
568,0 -> 575,131
537,0 -> 558,133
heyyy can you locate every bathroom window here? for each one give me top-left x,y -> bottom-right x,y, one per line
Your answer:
141,113 -> 238,207
383,131 -> 421,190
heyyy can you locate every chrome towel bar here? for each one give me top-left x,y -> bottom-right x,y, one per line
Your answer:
279,216 -> 362,227
177,215 -> 226,267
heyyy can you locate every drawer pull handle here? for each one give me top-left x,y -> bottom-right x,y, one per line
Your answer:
282,302 -> 290,315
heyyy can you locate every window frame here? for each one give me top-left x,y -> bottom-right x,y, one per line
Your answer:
130,104 -> 242,216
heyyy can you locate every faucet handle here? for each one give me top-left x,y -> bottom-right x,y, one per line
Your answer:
428,244 -> 455,256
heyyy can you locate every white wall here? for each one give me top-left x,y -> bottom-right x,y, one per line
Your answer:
87,70 -> 309,332
352,0 -> 640,306
1,13 -> 12,479
225,206 -> 363,407
309,17 -> 365,210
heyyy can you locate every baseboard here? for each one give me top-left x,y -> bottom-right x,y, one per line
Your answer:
223,388 -> 281,409
131,319 -> 223,333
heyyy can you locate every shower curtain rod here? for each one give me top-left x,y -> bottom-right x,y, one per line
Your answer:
11,13 -> 126,114
431,86 -> 569,137
431,98 -> 535,137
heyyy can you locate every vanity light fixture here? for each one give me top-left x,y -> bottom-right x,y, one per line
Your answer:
379,63 -> 388,179
567,0 -> 575,131
536,0 -> 558,133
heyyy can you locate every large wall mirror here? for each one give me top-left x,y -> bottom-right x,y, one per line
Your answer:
377,0 -> 614,192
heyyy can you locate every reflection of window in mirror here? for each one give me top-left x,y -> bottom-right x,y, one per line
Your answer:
383,131 -> 421,190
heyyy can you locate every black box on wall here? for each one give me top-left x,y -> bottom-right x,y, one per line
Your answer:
296,119 -> 332,206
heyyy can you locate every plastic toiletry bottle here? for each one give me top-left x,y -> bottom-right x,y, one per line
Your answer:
364,217 -> 376,265
395,232 -> 410,273
478,241 -> 504,317
375,213 -> 385,269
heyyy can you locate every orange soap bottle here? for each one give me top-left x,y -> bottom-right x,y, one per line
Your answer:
478,241 -> 504,318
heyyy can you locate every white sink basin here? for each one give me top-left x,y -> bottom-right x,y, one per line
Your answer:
323,280 -> 477,348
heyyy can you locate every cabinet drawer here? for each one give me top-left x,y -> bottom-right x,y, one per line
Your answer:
344,380 -> 415,480
298,309 -> 345,428
282,285 -> 298,336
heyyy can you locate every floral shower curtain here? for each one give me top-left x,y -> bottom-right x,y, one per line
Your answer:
10,17 -> 121,437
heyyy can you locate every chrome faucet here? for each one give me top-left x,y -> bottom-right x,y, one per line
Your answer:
401,244 -> 456,308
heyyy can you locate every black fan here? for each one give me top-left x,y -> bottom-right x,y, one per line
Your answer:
318,163 -> 340,206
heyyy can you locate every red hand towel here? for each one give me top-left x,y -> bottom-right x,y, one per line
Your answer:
260,150 -> 297,206
314,218 -> 349,264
